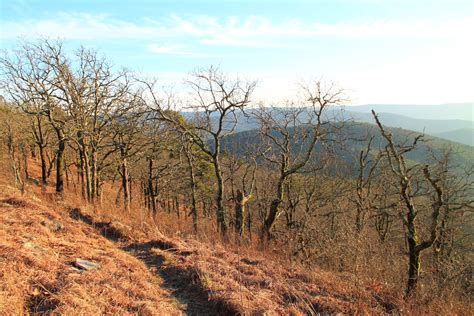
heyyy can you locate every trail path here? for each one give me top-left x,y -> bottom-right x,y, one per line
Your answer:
69,207 -> 220,316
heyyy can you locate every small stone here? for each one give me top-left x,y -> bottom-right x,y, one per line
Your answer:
73,258 -> 100,271
70,266 -> 82,272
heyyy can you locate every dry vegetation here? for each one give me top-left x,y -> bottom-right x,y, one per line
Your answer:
1,151 -> 472,315
0,167 -> 184,314
0,39 -> 473,315
0,156 -> 403,315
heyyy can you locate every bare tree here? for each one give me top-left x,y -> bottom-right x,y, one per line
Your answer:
143,66 -> 256,235
0,103 -> 30,192
371,110 -> 473,297
109,94 -> 148,212
254,81 -> 346,240
224,153 -> 257,238
181,135 -> 200,233
0,41 -> 68,191
352,136 -> 383,233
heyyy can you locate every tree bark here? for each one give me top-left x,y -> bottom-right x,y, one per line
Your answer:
263,177 -> 285,240
79,152 -> 87,199
148,158 -> 157,215
55,132 -> 65,193
121,154 -> 130,212
407,235 -> 421,296
39,144 -> 47,184
184,150 -> 198,233
214,155 -> 227,234
234,189 -> 249,237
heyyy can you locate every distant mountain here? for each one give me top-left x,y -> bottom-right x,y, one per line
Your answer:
221,121 -> 474,175
181,103 -> 474,146
433,128 -> 474,147
343,110 -> 473,135
343,106 -> 473,146
348,103 -> 473,121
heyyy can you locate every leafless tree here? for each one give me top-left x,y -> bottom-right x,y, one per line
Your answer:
254,81 -> 346,240
143,66 -> 256,235
371,110 -> 474,297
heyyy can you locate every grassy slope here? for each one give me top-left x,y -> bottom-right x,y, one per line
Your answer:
0,154 -> 405,315
0,187 -> 182,315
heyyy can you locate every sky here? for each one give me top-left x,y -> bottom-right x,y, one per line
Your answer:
1,0 -> 473,104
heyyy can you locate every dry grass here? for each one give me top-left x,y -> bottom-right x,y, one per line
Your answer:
8,154 -> 472,315
0,186 -> 181,315
64,203 -> 403,315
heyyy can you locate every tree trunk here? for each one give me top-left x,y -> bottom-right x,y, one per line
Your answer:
184,149 -> 198,233
235,190 -> 249,237
148,158 -> 157,215
247,203 -> 252,240
39,144 -> 47,184
263,177 -> 285,240
121,154 -> 130,212
175,196 -> 180,218
90,149 -> 98,199
406,207 -> 421,297
7,132 -> 24,193
96,175 -> 102,205
79,152 -> 87,199
214,155 -> 227,234
202,200 -> 208,217
407,244 -> 421,297
167,194 -> 172,213
30,144 -> 36,158
355,202 -> 364,233
23,146 -> 29,179
55,133 -> 65,193
64,156 -> 70,188
34,115 -> 47,184
85,154 -> 92,200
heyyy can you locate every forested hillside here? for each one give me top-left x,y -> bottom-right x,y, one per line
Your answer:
185,107 -> 474,146
0,40 -> 473,314
221,121 -> 474,171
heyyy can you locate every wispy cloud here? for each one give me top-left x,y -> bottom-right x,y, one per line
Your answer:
3,12 -> 472,46
146,43 -> 226,59
147,43 -> 189,55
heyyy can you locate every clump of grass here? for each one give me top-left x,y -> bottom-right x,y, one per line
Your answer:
197,271 -> 212,289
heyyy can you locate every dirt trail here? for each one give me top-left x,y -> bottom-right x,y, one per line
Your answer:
69,207 -> 222,316
123,241 -> 220,316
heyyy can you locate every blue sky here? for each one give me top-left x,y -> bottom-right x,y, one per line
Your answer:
1,0 -> 473,104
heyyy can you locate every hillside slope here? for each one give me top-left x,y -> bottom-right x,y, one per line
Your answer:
184,107 -> 474,146
344,111 -> 473,140
0,159 -> 402,315
433,128 -> 474,147
221,121 -> 474,172
0,186 -> 183,315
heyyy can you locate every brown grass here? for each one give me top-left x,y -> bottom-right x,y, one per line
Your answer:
0,154 -> 428,315
55,199 -> 403,315
0,187 -> 183,315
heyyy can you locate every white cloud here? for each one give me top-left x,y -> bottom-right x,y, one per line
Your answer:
147,43 -> 188,55
146,43 -> 226,59
2,13 -> 472,46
